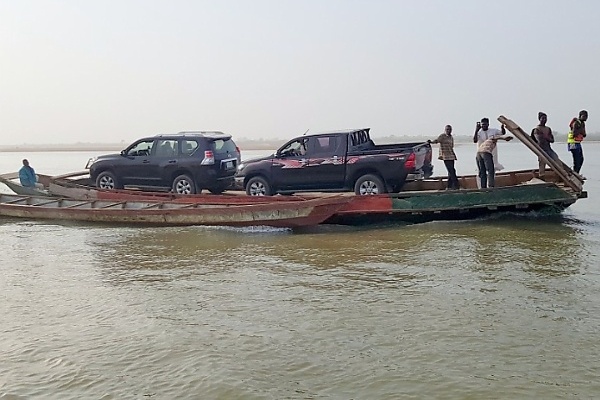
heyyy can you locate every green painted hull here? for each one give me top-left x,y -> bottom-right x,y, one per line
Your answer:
327,183 -> 581,225
390,183 -> 573,211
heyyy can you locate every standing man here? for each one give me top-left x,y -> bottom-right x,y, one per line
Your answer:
531,112 -> 559,176
476,136 -> 513,189
474,117 -> 506,171
429,125 -> 459,190
567,110 -> 588,173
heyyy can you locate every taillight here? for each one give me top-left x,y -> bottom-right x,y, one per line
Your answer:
201,150 -> 215,165
404,152 -> 416,169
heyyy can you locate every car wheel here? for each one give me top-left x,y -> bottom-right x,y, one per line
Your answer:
172,174 -> 196,194
96,171 -> 122,190
354,174 -> 386,195
246,176 -> 273,196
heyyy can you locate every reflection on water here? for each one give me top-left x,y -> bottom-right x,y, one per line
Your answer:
95,214 -> 587,294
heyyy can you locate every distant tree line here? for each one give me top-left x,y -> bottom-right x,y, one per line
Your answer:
0,132 -> 594,152
236,131 -> 596,150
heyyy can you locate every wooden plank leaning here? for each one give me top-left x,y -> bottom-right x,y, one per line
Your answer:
498,115 -> 584,196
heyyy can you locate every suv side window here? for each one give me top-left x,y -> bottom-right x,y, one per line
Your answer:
155,139 -> 178,157
126,140 -> 155,156
181,139 -> 199,156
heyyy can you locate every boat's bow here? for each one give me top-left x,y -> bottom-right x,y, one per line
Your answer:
0,172 -> 53,197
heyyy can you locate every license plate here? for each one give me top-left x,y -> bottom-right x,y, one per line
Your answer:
225,161 -> 234,169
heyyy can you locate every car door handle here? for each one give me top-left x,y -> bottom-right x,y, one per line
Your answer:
142,160 -> 150,164
168,160 -> 177,164
299,158 -> 308,165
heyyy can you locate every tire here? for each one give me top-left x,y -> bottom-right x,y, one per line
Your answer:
172,174 -> 196,194
246,176 -> 273,196
96,171 -> 122,190
354,174 -> 386,195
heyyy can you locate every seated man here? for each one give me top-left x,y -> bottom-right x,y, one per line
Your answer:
19,159 -> 44,188
157,142 -> 175,156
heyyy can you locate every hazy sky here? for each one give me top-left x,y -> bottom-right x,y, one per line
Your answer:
1,0 -> 598,145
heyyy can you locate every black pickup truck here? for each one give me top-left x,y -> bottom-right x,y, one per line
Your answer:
236,128 -> 433,195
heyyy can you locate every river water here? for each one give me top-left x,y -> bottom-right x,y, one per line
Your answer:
1,142 -> 599,399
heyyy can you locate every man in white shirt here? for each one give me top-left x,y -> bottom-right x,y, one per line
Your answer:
476,136 -> 513,188
473,117 -> 506,171
473,117 -> 507,188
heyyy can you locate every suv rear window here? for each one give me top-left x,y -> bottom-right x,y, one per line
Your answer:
181,139 -> 199,156
211,139 -> 237,155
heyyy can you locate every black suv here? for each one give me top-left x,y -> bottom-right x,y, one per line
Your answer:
87,132 -> 240,194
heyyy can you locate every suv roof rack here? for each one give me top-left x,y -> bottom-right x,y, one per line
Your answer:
153,131 -> 229,138
177,131 -> 226,135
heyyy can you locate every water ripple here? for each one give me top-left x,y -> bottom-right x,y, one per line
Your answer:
1,215 -> 600,398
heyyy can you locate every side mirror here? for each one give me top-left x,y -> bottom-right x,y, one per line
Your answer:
120,150 -> 126,156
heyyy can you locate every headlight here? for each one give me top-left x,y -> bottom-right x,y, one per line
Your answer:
237,163 -> 245,172
85,157 -> 97,169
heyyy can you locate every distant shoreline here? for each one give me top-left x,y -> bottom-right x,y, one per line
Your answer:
0,146 -> 124,153
0,136 -> 596,153
0,143 -> 275,152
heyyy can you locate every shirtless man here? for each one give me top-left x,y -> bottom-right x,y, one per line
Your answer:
531,112 -> 559,176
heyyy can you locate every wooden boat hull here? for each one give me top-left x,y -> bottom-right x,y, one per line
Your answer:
45,168 -> 585,226
326,182 -> 581,225
0,173 -> 53,197
0,194 -> 349,228
48,174 -> 313,204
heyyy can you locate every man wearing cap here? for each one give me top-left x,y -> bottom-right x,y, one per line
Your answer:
567,110 -> 588,173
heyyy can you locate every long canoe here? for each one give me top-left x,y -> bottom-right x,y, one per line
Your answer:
46,167 -> 585,226
0,173 -> 53,197
0,193 -> 350,228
